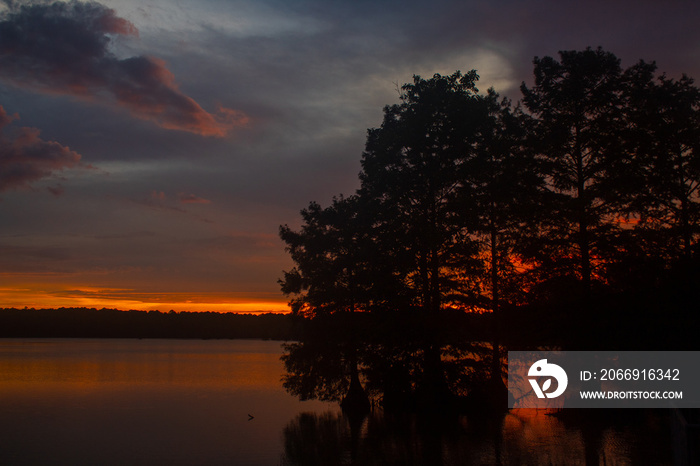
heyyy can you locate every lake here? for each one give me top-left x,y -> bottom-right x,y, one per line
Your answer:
0,339 -> 678,465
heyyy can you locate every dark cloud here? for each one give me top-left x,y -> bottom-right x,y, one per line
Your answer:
0,105 -> 81,192
0,0 -> 247,136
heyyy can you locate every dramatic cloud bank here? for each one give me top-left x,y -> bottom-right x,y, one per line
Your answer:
0,0 -> 247,136
0,106 -> 82,192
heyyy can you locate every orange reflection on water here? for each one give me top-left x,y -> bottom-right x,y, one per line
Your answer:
503,409 -> 586,464
0,339 -> 336,465
0,339 -> 285,392
502,408 -> 672,465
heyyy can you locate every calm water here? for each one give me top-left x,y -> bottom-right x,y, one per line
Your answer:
0,339 -> 678,465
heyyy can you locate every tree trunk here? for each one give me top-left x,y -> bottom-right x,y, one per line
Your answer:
574,124 -> 592,302
490,214 -> 501,385
341,349 -> 370,414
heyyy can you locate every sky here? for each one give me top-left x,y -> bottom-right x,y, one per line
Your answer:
1,0 -> 699,313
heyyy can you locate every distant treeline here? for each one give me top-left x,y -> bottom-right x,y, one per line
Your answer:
0,308 -> 300,340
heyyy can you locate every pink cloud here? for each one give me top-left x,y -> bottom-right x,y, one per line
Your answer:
0,1 -> 247,137
0,106 -> 82,192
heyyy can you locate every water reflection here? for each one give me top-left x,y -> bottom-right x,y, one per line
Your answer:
0,339 -> 678,465
0,339 -> 336,466
281,408 -> 674,465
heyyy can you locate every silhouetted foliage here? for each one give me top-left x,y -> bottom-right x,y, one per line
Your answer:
623,65 -> 700,265
358,71 -> 498,406
459,89 -> 542,388
520,47 -> 627,301
280,48 -> 700,412
279,195 -> 404,317
359,71 -> 484,317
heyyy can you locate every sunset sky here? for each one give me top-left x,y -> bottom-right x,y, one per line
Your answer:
1,0 -> 699,313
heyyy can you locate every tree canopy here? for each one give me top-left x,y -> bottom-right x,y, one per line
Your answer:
279,48 -> 700,412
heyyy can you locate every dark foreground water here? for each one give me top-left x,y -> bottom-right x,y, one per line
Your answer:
0,339 -> 680,465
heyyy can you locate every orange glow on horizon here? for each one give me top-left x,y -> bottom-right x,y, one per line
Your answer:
0,286 -> 289,314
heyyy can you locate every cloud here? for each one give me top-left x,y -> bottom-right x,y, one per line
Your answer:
150,190 -> 166,201
0,0 -> 247,136
145,190 -> 212,207
0,105 -> 82,192
120,190 -> 215,224
179,192 -> 211,204
47,184 -> 65,197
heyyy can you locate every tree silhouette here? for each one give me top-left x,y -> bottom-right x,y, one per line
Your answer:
358,71 -> 486,405
459,89 -> 542,388
281,196 -> 364,317
279,47 -> 700,412
624,66 -> 700,266
521,47 -> 626,302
